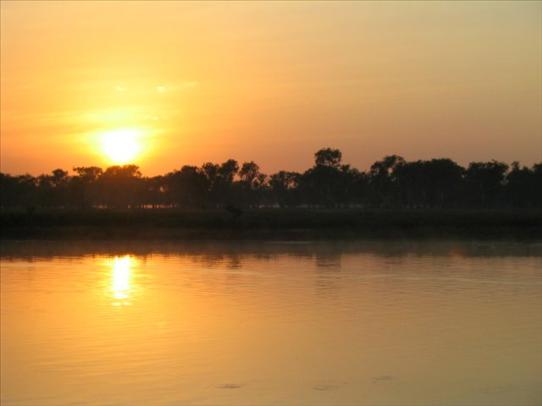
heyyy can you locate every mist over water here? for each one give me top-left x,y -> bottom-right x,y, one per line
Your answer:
1,240 -> 541,405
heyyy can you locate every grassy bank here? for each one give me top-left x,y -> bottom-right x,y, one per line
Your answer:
1,208 -> 541,240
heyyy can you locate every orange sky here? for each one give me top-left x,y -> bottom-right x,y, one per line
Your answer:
1,1 -> 541,175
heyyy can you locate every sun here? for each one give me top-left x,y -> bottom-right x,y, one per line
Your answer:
100,128 -> 143,164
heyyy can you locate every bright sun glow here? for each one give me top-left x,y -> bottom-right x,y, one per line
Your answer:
100,128 -> 143,164
111,256 -> 133,301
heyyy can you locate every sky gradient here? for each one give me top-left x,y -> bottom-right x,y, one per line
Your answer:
1,1 -> 541,175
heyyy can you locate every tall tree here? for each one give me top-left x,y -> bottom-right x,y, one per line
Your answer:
98,165 -> 143,208
464,161 -> 508,207
315,148 -> 342,168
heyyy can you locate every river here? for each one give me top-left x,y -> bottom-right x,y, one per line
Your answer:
1,240 -> 541,405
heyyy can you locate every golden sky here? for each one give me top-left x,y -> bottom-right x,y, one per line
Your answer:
1,1 -> 541,175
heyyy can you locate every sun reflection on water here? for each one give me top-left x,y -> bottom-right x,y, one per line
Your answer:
110,256 -> 134,305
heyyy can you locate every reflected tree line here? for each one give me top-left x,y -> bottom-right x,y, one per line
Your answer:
1,148 -> 541,209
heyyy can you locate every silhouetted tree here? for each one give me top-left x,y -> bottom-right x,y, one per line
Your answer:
216,159 -> 239,207
0,173 -> 37,208
464,161 -> 508,208
269,171 -> 300,207
72,166 -> 103,208
141,175 -> 166,208
533,163 -> 542,207
368,155 -> 405,207
0,149 -> 540,210
315,147 -> 342,168
238,161 -> 267,207
166,166 -> 208,208
298,148 -> 353,207
98,165 -> 143,208
36,169 -> 70,208
394,159 -> 464,208
505,162 -> 537,208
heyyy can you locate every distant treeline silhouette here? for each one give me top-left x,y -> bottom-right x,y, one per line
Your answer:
1,148 -> 541,210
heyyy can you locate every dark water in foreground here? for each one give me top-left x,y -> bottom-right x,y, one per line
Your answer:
1,240 -> 541,405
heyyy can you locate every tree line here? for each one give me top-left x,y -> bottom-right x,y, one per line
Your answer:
1,148 -> 541,210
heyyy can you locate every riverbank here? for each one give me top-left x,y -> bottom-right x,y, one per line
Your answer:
1,208 -> 541,240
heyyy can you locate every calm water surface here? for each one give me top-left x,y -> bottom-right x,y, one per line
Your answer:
1,240 -> 541,405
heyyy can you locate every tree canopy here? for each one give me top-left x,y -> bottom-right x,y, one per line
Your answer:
1,148 -> 541,209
